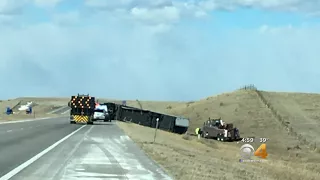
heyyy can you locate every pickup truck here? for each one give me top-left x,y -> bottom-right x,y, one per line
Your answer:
93,105 -> 111,122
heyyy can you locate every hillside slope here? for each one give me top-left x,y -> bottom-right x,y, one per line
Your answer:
261,91 -> 320,145
117,89 -> 320,179
167,90 -> 304,155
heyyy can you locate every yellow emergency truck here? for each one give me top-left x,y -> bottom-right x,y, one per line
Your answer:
69,94 -> 95,124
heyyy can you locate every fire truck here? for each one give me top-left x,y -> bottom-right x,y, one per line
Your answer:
68,94 -> 95,124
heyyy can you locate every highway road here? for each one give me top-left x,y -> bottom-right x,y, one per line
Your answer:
0,117 -> 172,180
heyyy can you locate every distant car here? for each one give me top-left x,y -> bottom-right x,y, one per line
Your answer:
93,105 -> 111,122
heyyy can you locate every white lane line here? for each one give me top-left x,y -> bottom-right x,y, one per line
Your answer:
6,130 -> 12,132
61,109 -> 70,114
47,106 -> 67,114
0,117 -> 58,125
0,125 -> 87,180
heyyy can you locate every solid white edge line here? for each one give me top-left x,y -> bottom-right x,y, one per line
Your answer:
0,116 -> 69,125
46,106 -> 68,114
61,109 -> 70,114
0,117 -> 52,124
0,125 -> 87,180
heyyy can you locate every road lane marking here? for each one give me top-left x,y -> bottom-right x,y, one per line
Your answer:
47,106 -> 67,114
61,109 -> 70,114
0,116 -> 70,125
0,125 -> 87,180
6,130 -> 12,132
0,117 -> 52,125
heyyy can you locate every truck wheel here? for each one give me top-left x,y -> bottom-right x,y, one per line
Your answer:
203,132 -> 208,138
217,134 -> 224,141
70,121 -> 75,124
104,116 -> 111,122
87,121 -> 93,125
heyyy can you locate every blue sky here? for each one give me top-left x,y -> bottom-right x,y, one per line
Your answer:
1,0 -> 320,101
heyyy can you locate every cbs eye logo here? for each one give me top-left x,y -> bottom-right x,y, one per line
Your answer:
240,143 -> 268,160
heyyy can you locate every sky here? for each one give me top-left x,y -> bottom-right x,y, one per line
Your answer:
0,0 -> 320,101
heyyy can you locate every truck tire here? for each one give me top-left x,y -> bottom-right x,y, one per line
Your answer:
202,132 -> 208,138
87,116 -> 94,125
217,134 -> 224,141
104,115 -> 110,122
70,121 -> 76,124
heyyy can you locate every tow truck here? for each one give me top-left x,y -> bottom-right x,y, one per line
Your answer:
200,117 -> 241,141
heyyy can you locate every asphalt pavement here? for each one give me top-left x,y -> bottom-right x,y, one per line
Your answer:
0,117 -> 172,180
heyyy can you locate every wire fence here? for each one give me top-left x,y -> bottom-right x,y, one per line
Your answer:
239,84 -> 317,150
238,84 -> 257,90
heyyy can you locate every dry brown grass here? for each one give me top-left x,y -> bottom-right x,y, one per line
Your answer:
117,121 -> 320,180
0,98 -> 67,121
260,91 -> 320,145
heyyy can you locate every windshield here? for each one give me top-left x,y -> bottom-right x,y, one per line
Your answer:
94,109 -> 104,113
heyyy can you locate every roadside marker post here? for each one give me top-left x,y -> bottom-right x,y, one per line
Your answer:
153,118 -> 159,143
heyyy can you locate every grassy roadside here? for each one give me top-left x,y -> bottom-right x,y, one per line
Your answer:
117,121 -> 320,180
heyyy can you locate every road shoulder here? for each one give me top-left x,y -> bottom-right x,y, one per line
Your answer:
10,122 -> 172,180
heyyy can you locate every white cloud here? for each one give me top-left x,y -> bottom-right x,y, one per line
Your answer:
130,6 -> 180,25
198,0 -> 320,14
0,1 -> 320,100
32,0 -> 63,8
81,0 -> 320,28
52,11 -> 80,26
1,18 -> 320,100
0,0 -> 28,14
